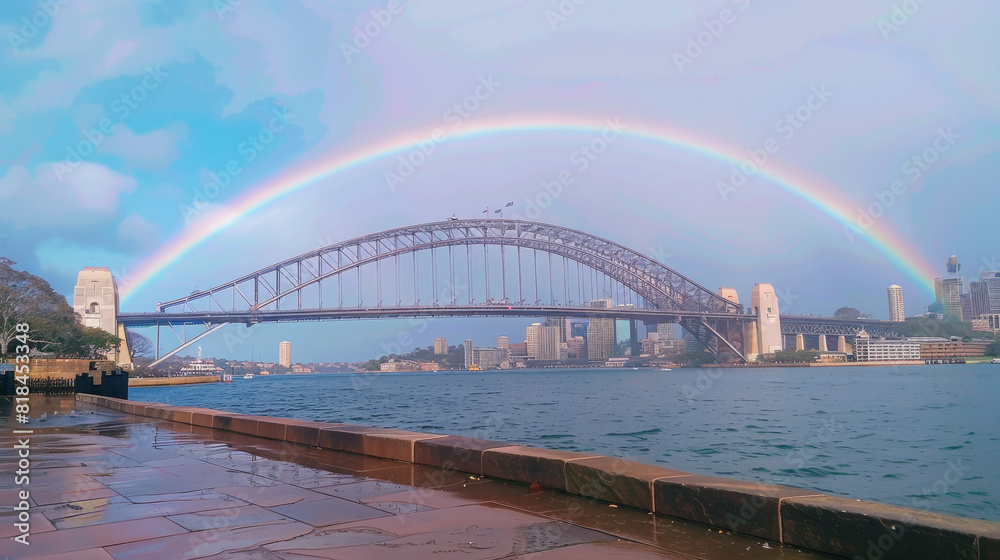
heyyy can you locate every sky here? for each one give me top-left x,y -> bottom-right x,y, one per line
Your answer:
1,0 -> 998,363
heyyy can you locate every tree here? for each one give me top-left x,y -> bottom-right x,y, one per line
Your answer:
986,341 -> 1000,357
126,330 -> 154,357
833,307 -> 862,320
0,263 -> 123,358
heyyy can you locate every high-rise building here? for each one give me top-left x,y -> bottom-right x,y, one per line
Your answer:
526,323 -> 541,359
980,271 -> 1000,313
934,277 -> 965,321
278,341 -> 291,368
970,281 -> 990,318
433,338 -> 448,355
463,339 -> 474,369
887,284 -> 904,322
544,317 -> 570,343
750,283 -> 782,354
960,293 -> 974,324
656,322 -> 675,340
526,323 -> 560,360
586,298 -> 614,362
496,336 -> 509,363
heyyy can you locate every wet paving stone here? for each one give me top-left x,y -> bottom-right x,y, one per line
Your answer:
0,397 -> 844,560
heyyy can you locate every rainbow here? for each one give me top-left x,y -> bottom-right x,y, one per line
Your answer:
119,116 -> 938,304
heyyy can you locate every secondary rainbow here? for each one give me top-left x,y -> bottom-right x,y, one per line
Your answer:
119,116 -> 939,305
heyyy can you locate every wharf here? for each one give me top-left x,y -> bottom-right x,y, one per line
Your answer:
4,395 -> 999,559
1,396 -> 835,559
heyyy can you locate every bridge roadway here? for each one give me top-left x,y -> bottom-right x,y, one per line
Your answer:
118,306 -> 900,336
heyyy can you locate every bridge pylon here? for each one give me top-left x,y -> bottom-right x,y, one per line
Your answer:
74,267 -> 132,368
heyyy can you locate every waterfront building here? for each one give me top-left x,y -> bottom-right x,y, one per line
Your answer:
473,347 -> 504,369
509,342 -> 528,362
887,284 -> 904,322
914,337 -> 993,360
463,339 -> 474,369
852,331 -> 921,362
380,359 -> 440,372
751,283 -> 782,354
434,337 -> 448,355
279,341 -> 291,368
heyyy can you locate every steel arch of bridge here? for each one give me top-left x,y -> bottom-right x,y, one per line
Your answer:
155,219 -> 742,316
131,219 -> 749,365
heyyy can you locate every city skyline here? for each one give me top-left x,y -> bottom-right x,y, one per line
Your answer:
2,1 -> 998,363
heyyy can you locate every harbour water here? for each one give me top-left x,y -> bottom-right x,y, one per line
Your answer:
131,364 -> 1000,521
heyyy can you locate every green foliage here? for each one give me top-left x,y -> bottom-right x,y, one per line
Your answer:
895,317 -> 996,340
363,344 -> 466,371
674,351 -> 717,367
833,307 -> 862,319
986,341 -> 1000,357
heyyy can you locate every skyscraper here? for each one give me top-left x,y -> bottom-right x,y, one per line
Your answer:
433,337 -> 448,355
278,341 -> 291,368
887,284 -> 904,322
969,280 -> 990,318
934,277 -> 965,321
544,317 -> 570,343
526,323 -> 560,360
586,298 -> 614,361
463,339 -> 474,369
981,271 -> 1000,313
496,336 -> 509,363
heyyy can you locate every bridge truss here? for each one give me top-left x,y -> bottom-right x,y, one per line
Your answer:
122,219 -> 749,365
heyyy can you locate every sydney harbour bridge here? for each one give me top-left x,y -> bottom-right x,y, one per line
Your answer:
109,219 -> 901,366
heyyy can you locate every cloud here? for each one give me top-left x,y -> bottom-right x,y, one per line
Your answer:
0,163 -> 137,228
97,122 -> 189,168
118,213 -> 162,252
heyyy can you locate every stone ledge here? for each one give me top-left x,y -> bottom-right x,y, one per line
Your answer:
363,430 -> 448,463
566,456 -> 689,512
781,494 -> 1000,560
653,475 -> 825,542
414,435 -> 510,475
481,445 -> 603,491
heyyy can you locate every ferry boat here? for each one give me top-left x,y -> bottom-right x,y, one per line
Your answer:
242,373 -> 255,379
180,347 -> 225,377
992,358 -> 1000,364
468,364 -> 480,371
